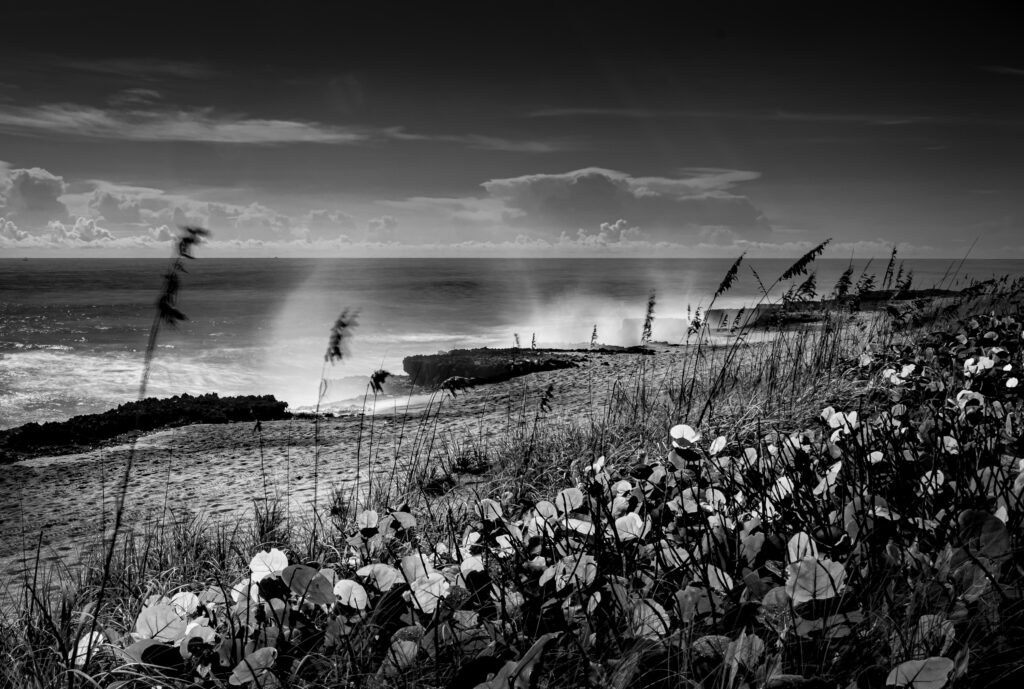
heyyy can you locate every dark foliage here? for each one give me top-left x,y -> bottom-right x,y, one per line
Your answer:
326,309 -> 359,365
370,369 -> 392,395
713,253 -> 744,301
780,239 -> 831,282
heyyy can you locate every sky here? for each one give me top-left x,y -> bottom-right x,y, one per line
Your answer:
1,4 -> 1023,258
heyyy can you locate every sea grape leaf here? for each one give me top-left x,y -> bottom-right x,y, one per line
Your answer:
334,579 -> 370,610
400,553 -> 432,583
357,562 -> 403,592
954,510 -> 1010,565
249,548 -> 288,582
555,487 -> 584,513
785,557 -> 845,605
475,632 -> 561,689
885,656 -> 954,688
378,639 -> 419,677
630,599 -> 669,639
282,564 -> 336,606
229,647 -> 277,686
135,604 -> 187,642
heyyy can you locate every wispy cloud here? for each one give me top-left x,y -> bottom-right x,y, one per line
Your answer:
107,88 -> 163,107
52,57 -> 220,80
528,107 -> 677,119
384,128 -> 576,152
528,106 -> 933,125
983,65 -> 1024,77
0,103 -> 371,144
528,106 -> 1023,128
0,103 -> 573,149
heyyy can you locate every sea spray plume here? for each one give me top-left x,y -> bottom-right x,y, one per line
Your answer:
641,290 -> 656,345
83,225 -> 210,674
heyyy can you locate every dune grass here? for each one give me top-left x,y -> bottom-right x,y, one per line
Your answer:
3,241 -> 1024,689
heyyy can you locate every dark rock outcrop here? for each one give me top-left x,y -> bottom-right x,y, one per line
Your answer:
0,393 -> 289,461
403,348 -> 582,388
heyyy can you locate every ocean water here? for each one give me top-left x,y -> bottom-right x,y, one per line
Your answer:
2,257 -> 1022,429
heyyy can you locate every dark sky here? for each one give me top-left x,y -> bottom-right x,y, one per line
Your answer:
1,3 -> 1022,256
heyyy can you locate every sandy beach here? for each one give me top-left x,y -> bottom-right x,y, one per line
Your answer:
0,347 -> 683,595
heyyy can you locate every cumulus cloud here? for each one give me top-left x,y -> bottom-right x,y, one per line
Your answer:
480,167 -> 770,241
47,217 -> 116,243
68,180 -> 300,243
200,202 -> 293,241
366,215 -> 398,242
0,163 -> 71,225
0,215 -> 28,241
148,225 -> 175,243
88,189 -> 144,224
297,209 -> 357,240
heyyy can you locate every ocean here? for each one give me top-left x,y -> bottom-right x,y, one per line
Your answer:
2,257 -> 1022,430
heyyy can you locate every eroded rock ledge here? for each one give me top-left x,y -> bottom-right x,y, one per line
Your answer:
402,346 -> 649,388
0,393 -> 289,462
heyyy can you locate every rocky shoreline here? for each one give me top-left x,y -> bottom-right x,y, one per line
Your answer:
0,345 -> 653,462
401,344 -> 650,387
0,393 -> 290,463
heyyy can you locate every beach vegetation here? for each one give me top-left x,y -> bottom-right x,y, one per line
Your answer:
4,243 -> 1024,688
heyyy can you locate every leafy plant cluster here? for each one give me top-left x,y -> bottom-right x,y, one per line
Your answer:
43,305 -> 1024,689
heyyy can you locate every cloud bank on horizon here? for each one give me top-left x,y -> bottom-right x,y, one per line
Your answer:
1,160 -> 794,256
2,6 -> 1023,258
0,155 -> 992,259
